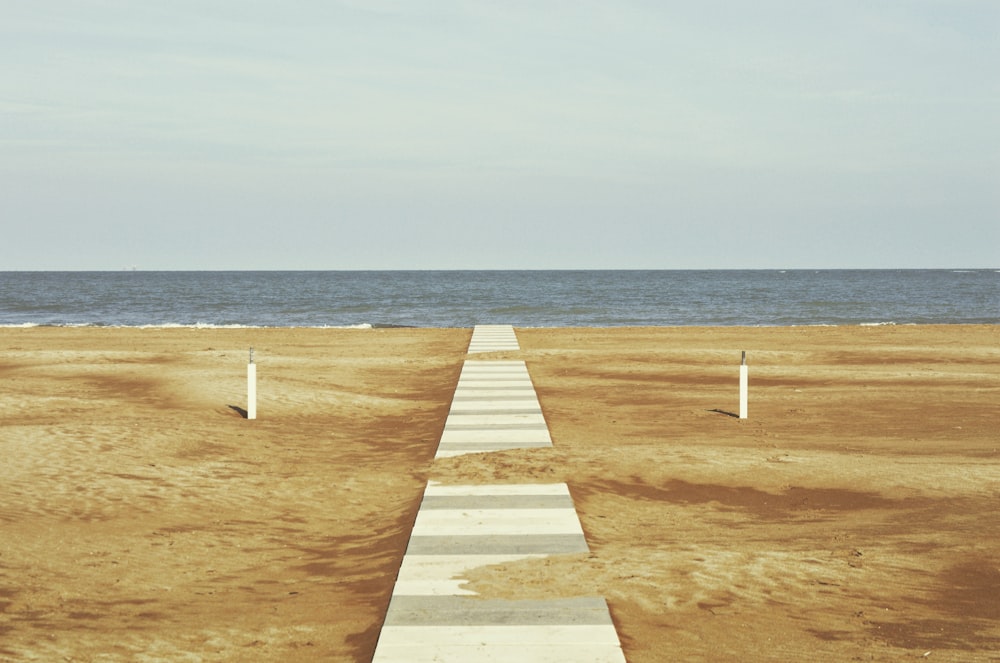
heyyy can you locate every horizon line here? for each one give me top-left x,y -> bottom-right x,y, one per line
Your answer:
2,267 -> 998,274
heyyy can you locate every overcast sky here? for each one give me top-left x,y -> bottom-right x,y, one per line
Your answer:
2,1 -> 997,270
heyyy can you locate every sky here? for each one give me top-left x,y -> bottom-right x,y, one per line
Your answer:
1,1 -> 998,270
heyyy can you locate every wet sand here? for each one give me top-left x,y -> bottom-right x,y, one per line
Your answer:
1,325 -> 998,661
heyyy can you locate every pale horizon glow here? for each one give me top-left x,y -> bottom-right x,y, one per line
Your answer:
2,1 -> 998,270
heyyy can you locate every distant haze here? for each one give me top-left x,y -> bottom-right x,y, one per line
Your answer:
2,1 -> 997,270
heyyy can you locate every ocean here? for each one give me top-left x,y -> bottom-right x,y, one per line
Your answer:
0,270 -> 997,328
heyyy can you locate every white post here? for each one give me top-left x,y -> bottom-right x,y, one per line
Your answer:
247,347 -> 257,420
739,351 -> 748,420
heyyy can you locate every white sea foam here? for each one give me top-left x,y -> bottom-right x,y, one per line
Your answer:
131,323 -> 375,330
0,322 -> 375,330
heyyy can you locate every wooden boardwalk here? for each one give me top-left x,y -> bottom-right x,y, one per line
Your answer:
372,326 -> 626,662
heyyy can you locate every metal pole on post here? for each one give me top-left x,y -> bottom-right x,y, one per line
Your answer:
247,347 -> 257,420
739,351 -> 748,420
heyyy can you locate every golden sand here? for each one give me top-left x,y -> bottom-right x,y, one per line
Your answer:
1,325 -> 998,661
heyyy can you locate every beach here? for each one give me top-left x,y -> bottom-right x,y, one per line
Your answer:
1,324 -> 998,661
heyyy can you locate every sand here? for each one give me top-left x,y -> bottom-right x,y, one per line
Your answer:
0,325 -> 998,662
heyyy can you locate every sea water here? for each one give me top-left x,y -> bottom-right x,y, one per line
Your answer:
0,270 -> 997,328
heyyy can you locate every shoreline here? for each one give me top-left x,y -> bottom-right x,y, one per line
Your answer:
3,321 -> 998,329
1,324 -> 998,661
